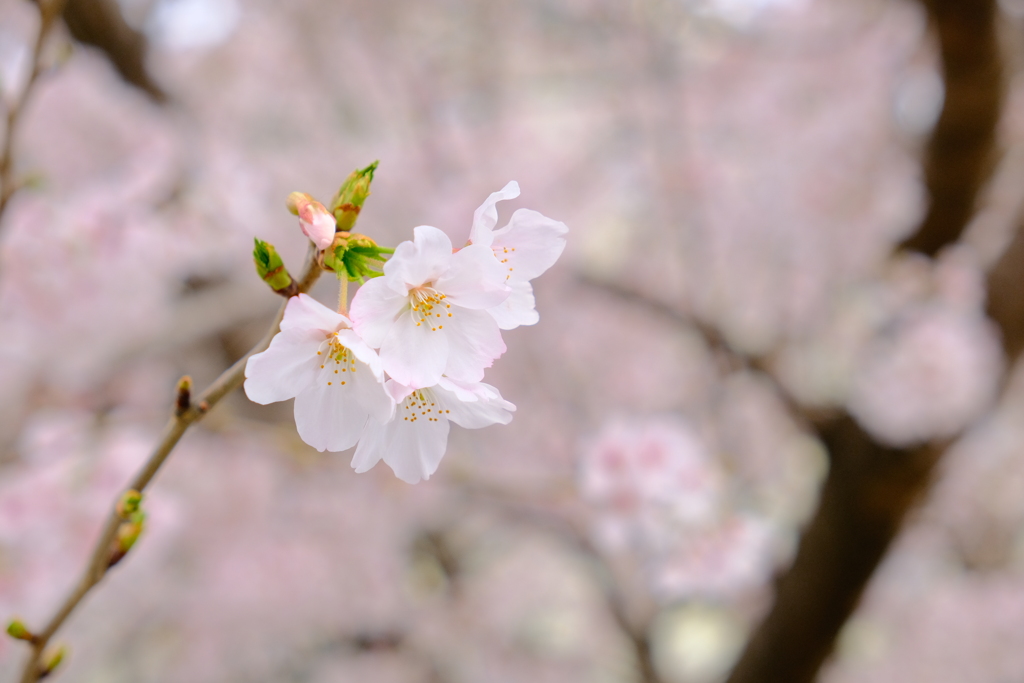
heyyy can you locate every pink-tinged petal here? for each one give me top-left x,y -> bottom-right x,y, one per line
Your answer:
335,328 -> 384,380
436,376 -> 494,401
351,419 -> 386,473
350,278 -> 409,348
491,208 -> 567,281
243,329 -> 323,404
469,181 -> 520,247
435,244 -> 510,309
383,226 -> 453,289
352,356 -> 395,423
435,380 -> 515,429
384,378 -> 416,404
487,280 -> 539,330
298,199 -> 337,250
382,415 -> 450,484
443,308 -> 505,383
380,310 -> 449,388
293,381 -> 369,452
280,293 -> 348,334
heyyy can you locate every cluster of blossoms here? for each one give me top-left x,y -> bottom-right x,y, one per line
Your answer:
578,418 -> 777,601
244,167 -> 566,483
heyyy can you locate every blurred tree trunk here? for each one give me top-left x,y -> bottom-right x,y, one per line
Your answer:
725,2 -> 1006,682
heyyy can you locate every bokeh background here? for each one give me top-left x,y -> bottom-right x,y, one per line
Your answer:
2,0 -> 1024,681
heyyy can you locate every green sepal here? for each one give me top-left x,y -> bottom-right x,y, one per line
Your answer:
322,238 -> 391,282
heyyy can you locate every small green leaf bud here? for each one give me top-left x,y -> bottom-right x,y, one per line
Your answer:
39,644 -> 66,678
253,238 -> 297,296
116,490 -> 142,519
117,512 -> 146,552
329,161 -> 378,232
6,618 -> 35,642
108,510 -> 145,567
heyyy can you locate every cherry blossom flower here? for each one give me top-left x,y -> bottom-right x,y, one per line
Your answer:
468,181 -> 568,330
244,294 -> 393,452
351,377 -> 515,484
286,192 -> 336,250
349,225 -> 510,388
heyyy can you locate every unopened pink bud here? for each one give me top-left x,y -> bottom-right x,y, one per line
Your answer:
286,192 -> 337,250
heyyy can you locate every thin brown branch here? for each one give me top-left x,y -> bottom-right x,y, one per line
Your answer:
16,246 -> 321,683
899,0 -> 1003,256
0,0 -> 68,224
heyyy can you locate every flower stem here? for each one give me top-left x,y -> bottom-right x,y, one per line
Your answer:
338,277 -> 349,315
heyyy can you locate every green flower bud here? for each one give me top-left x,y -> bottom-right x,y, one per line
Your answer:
329,161 -> 378,232
253,238 -> 296,295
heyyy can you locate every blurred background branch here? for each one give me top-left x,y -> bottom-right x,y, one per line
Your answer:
61,0 -> 165,103
0,0 -> 66,222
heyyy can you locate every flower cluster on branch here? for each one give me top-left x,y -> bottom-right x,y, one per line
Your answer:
244,169 -> 566,483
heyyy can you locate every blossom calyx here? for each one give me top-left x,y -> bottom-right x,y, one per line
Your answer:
253,238 -> 298,297
329,161 -> 378,232
287,192 -> 337,250
321,232 -> 393,282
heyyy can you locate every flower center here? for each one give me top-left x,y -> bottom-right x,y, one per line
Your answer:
315,333 -> 357,386
408,285 -> 453,332
399,389 -> 451,423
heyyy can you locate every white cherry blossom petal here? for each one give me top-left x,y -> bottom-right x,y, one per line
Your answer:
383,416 -> 450,484
279,293 -> 349,333
384,225 -> 453,290
352,353 -> 395,423
350,277 -> 409,348
243,329 -> 323,404
435,244 -> 510,309
487,280 -> 539,330
491,208 -> 567,281
470,181 -> 520,247
435,379 -> 515,429
293,379 -> 368,452
335,328 -> 384,380
350,419 -> 386,473
381,309 -> 449,387
352,379 -> 514,483
443,308 -> 506,383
